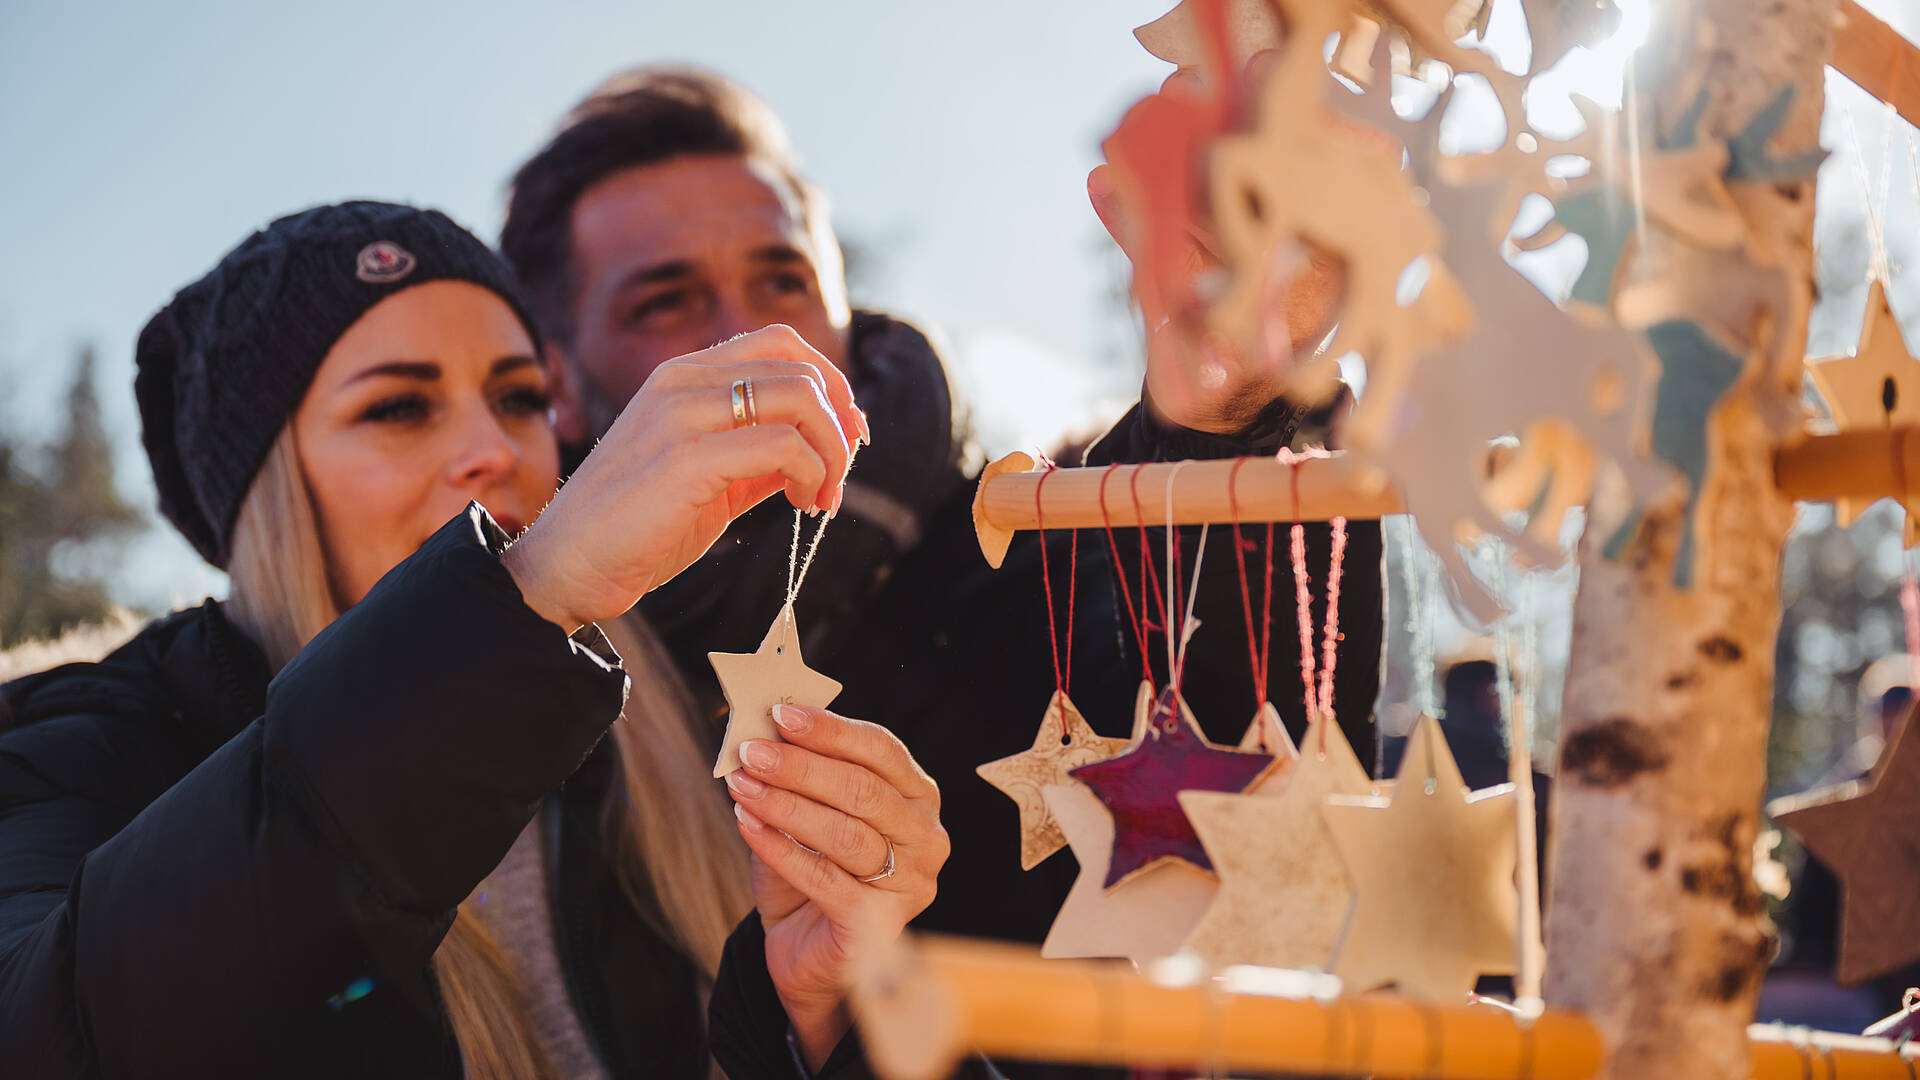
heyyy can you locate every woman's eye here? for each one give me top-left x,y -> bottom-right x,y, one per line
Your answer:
498,387 -> 553,417
359,394 -> 430,424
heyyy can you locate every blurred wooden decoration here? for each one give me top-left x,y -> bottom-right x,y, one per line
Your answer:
1133,0 -> 1283,71
847,935 -> 1920,1080
1519,0 -> 1622,75
1324,716 -> 1518,999
1770,699 -> 1920,986
708,602 -> 843,777
1179,714 -> 1371,971
1832,0 -> 1920,130
1069,686 -> 1277,886
1039,782 -> 1217,963
1805,278 -> 1920,542
976,691 -> 1131,871
1237,700 -> 1295,753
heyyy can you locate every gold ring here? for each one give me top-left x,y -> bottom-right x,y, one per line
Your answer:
729,379 -> 752,428
744,377 -> 758,425
857,837 -> 897,883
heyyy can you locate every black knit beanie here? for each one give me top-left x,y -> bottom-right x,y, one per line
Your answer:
135,201 -> 545,569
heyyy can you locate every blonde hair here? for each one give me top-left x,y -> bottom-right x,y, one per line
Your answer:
226,427 -> 752,1078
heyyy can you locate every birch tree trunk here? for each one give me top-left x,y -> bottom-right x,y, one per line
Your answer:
1541,2 -> 1839,1078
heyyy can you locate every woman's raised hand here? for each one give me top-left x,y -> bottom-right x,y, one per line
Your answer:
723,705 -> 948,1072
503,325 -> 869,632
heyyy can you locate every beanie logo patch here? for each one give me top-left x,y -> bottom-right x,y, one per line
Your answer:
355,241 -> 417,284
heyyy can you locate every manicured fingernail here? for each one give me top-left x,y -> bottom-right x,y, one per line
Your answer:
734,802 -> 764,834
726,769 -> 767,798
740,739 -> 781,772
856,408 -> 873,444
772,703 -> 813,735
828,485 -> 845,520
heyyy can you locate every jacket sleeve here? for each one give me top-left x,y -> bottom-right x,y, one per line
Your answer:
709,912 -> 1004,1080
0,505 -> 629,1076
1082,392 -> 1385,767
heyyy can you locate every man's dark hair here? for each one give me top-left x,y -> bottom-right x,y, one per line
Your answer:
501,66 -> 837,344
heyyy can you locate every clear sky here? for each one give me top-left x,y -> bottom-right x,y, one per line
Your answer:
1,0 -> 1917,615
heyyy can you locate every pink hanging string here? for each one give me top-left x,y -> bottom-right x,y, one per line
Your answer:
1278,446 -> 1349,753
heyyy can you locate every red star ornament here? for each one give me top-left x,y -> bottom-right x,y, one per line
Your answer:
1070,685 -> 1278,887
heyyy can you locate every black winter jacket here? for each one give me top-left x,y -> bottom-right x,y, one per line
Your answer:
0,508 -> 774,1078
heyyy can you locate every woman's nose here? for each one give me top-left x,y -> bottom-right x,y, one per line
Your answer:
446,404 -> 519,486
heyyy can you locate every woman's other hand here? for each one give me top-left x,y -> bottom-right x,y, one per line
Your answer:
723,705 -> 947,1072
502,324 -> 869,631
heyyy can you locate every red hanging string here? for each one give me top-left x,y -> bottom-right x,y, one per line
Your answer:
1100,463 -> 1156,686
1036,461 -> 1069,694
1228,456 -> 1271,710
1128,465 -> 1172,644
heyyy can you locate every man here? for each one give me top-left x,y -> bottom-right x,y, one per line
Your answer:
501,62 -> 1382,961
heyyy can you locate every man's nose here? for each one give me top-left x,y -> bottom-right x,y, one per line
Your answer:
712,295 -> 766,344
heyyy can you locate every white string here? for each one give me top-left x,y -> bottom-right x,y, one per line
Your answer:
1843,102 -> 1895,286
1486,541 -> 1543,1000
778,441 -> 859,649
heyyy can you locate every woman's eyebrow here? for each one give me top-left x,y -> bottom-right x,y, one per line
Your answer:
346,360 -> 440,384
490,356 -> 539,377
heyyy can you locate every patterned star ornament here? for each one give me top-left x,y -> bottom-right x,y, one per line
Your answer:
1180,714 -> 1373,971
1805,279 -> 1920,538
976,691 -> 1131,870
708,602 -> 842,777
1040,782 -> 1218,964
1323,716 -> 1519,1000
1069,686 -> 1279,888
1770,699 -> 1920,986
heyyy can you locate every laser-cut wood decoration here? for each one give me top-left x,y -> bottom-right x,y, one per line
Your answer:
1805,278 -> 1920,543
977,691 -> 1132,871
709,602 -> 843,777
1771,699 -> 1920,986
1039,782 -> 1218,964
1180,714 -> 1372,971
1069,686 -> 1278,887
1323,716 -> 1519,1000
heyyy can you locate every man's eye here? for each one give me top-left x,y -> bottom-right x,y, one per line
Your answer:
498,387 -> 553,417
768,273 -> 810,296
628,291 -> 689,323
360,394 -> 430,423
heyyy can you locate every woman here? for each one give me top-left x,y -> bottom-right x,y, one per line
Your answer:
0,201 -> 946,1078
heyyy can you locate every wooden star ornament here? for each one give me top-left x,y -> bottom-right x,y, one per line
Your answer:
708,602 -> 842,777
1323,715 -> 1518,1000
1770,699 -> 1920,986
976,691 -> 1131,870
1806,279 -> 1920,538
1040,782 -> 1218,964
1070,686 -> 1279,887
1180,713 -> 1373,971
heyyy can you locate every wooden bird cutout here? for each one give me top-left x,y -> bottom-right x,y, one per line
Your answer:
1070,686 -> 1279,887
708,602 -> 842,777
1806,279 -> 1920,540
1180,714 -> 1373,971
1323,715 -> 1519,1000
976,691 -> 1131,871
1770,699 -> 1920,986
1040,782 -> 1218,964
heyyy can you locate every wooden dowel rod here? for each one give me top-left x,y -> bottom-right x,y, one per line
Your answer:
849,937 -> 1920,1080
970,429 -> 1920,564
1832,0 -> 1920,132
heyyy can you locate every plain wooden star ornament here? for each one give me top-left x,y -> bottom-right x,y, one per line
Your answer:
1069,686 -> 1279,887
1770,699 -> 1920,986
1039,782 -> 1217,964
1323,715 -> 1518,1000
976,691 -> 1131,870
1180,713 -> 1372,970
1806,279 -> 1920,538
709,602 -> 842,777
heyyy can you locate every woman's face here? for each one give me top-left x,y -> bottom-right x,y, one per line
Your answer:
293,280 -> 560,609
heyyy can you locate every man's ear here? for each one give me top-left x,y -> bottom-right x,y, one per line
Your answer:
543,340 -> 592,444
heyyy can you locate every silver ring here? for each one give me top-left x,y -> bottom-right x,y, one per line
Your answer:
856,837 -> 896,883
729,379 -> 753,428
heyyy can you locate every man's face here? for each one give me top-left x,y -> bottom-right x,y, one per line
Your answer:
552,153 -> 850,441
